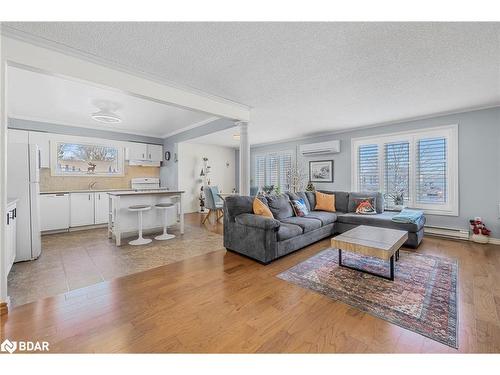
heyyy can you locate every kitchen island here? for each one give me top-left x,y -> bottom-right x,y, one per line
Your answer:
107,190 -> 185,246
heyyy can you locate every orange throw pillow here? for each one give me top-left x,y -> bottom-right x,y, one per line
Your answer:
315,191 -> 336,212
253,198 -> 274,218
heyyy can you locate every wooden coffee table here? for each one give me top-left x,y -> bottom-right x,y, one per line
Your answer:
330,225 -> 408,281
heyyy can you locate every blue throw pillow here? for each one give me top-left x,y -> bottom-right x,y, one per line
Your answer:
291,198 -> 310,217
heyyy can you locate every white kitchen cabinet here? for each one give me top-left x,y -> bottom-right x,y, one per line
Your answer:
5,202 -> 17,275
147,144 -> 163,162
40,193 -> 70,231
125,142 -> 163,162
94,192 -> 109,224
126,142 -> 148,161
29,131 -> 51,168
70,193 -> 95,227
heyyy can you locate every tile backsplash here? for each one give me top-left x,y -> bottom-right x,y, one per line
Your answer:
40,163 -> 160,192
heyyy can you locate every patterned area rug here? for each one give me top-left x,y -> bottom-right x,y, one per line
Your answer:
277,248 -> 458,348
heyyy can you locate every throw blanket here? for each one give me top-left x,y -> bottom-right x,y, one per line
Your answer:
391,208 -> 424,224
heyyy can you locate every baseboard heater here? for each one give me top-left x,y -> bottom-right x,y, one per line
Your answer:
424,225 -> 470,240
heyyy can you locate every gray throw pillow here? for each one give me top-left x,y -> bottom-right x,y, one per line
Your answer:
266,194 -> 295,220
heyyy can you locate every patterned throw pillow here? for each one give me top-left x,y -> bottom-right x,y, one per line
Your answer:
291,199 -> 310,217
354,198 -> 377,215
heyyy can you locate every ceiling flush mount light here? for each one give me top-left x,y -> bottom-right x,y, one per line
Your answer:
91,109 -> 122,124
91,100 -> 122,124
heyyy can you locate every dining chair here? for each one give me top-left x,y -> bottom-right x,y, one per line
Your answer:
202,185 -> 224,224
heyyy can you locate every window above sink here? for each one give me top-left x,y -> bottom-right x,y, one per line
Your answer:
51,141 -> 124,177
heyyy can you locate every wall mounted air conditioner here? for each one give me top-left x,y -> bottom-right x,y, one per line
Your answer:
299,140 -> 340,156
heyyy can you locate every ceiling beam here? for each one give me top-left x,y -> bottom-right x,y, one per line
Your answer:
1,36 -> 250,122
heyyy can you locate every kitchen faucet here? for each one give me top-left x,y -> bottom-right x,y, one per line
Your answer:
88,181 -> 97,190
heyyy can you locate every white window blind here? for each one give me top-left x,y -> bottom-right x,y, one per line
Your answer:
352,125 -> 458,215
253,150 -> 294,191
254,155 -> 266,190
416,137 -> 447,204
384,141 -> 410,204
358,144 -> 379,193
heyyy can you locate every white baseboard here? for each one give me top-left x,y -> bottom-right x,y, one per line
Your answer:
488,237 -> 500,245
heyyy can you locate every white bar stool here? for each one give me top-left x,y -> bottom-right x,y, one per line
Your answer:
128,205 -> 152,245
155,203 -> 175,241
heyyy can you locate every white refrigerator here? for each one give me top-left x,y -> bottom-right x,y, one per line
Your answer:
7,143 -> 42,261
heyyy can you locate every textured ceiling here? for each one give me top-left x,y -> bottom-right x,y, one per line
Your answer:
4,22 -> 500,145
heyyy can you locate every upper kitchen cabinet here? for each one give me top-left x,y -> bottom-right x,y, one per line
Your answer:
147,144 -> 163,162
126,142 -> 148,161
125,143 -> 163,163
29,131 -> 51,168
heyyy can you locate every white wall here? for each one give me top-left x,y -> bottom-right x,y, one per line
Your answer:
178,142 -> 236,213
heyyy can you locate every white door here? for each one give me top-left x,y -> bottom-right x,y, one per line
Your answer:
94,192 -> 109,224
70,193 -> 95,227
40,194 -> 70,231
147,144 -> 163,162
126,143 -> 148,160
29,131 -> 51,168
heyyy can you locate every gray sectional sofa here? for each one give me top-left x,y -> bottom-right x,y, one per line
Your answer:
223,190 -> 425,264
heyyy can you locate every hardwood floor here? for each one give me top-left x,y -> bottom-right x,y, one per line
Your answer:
1,213 -> 500,353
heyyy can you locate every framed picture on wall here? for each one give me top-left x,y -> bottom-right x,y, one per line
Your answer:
309,160 -> 334,183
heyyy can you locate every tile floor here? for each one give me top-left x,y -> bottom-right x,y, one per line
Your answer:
8,220 -> 224,306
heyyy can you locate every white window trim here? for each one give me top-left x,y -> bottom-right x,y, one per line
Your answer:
50,139 -> 125,177
351,124 -> 458,216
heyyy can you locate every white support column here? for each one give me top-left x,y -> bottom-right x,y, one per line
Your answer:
238,121 -> 250,195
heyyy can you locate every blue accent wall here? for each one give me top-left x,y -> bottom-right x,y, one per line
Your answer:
250,107 -> 500,237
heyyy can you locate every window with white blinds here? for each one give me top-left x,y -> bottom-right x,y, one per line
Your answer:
358,144 -> 380,192
416,137 -> 447,204
253,150 -> 294,192
352,125 -> 458,215
384,141 -> 410,204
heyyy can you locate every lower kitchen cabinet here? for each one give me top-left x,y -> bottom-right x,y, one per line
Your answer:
70,192 -> 95,227
94,192 -> 109,224
40,193 -> 70,231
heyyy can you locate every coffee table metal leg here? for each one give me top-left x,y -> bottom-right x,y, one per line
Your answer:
337,248 -> 396,281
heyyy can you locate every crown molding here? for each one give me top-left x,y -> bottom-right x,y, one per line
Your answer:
1,25 -> 252,112
8,115 -> 165,140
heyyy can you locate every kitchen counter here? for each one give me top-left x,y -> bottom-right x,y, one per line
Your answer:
40,188 -> 138,195
107,190 -> 184,196
107,190 -> 184,246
